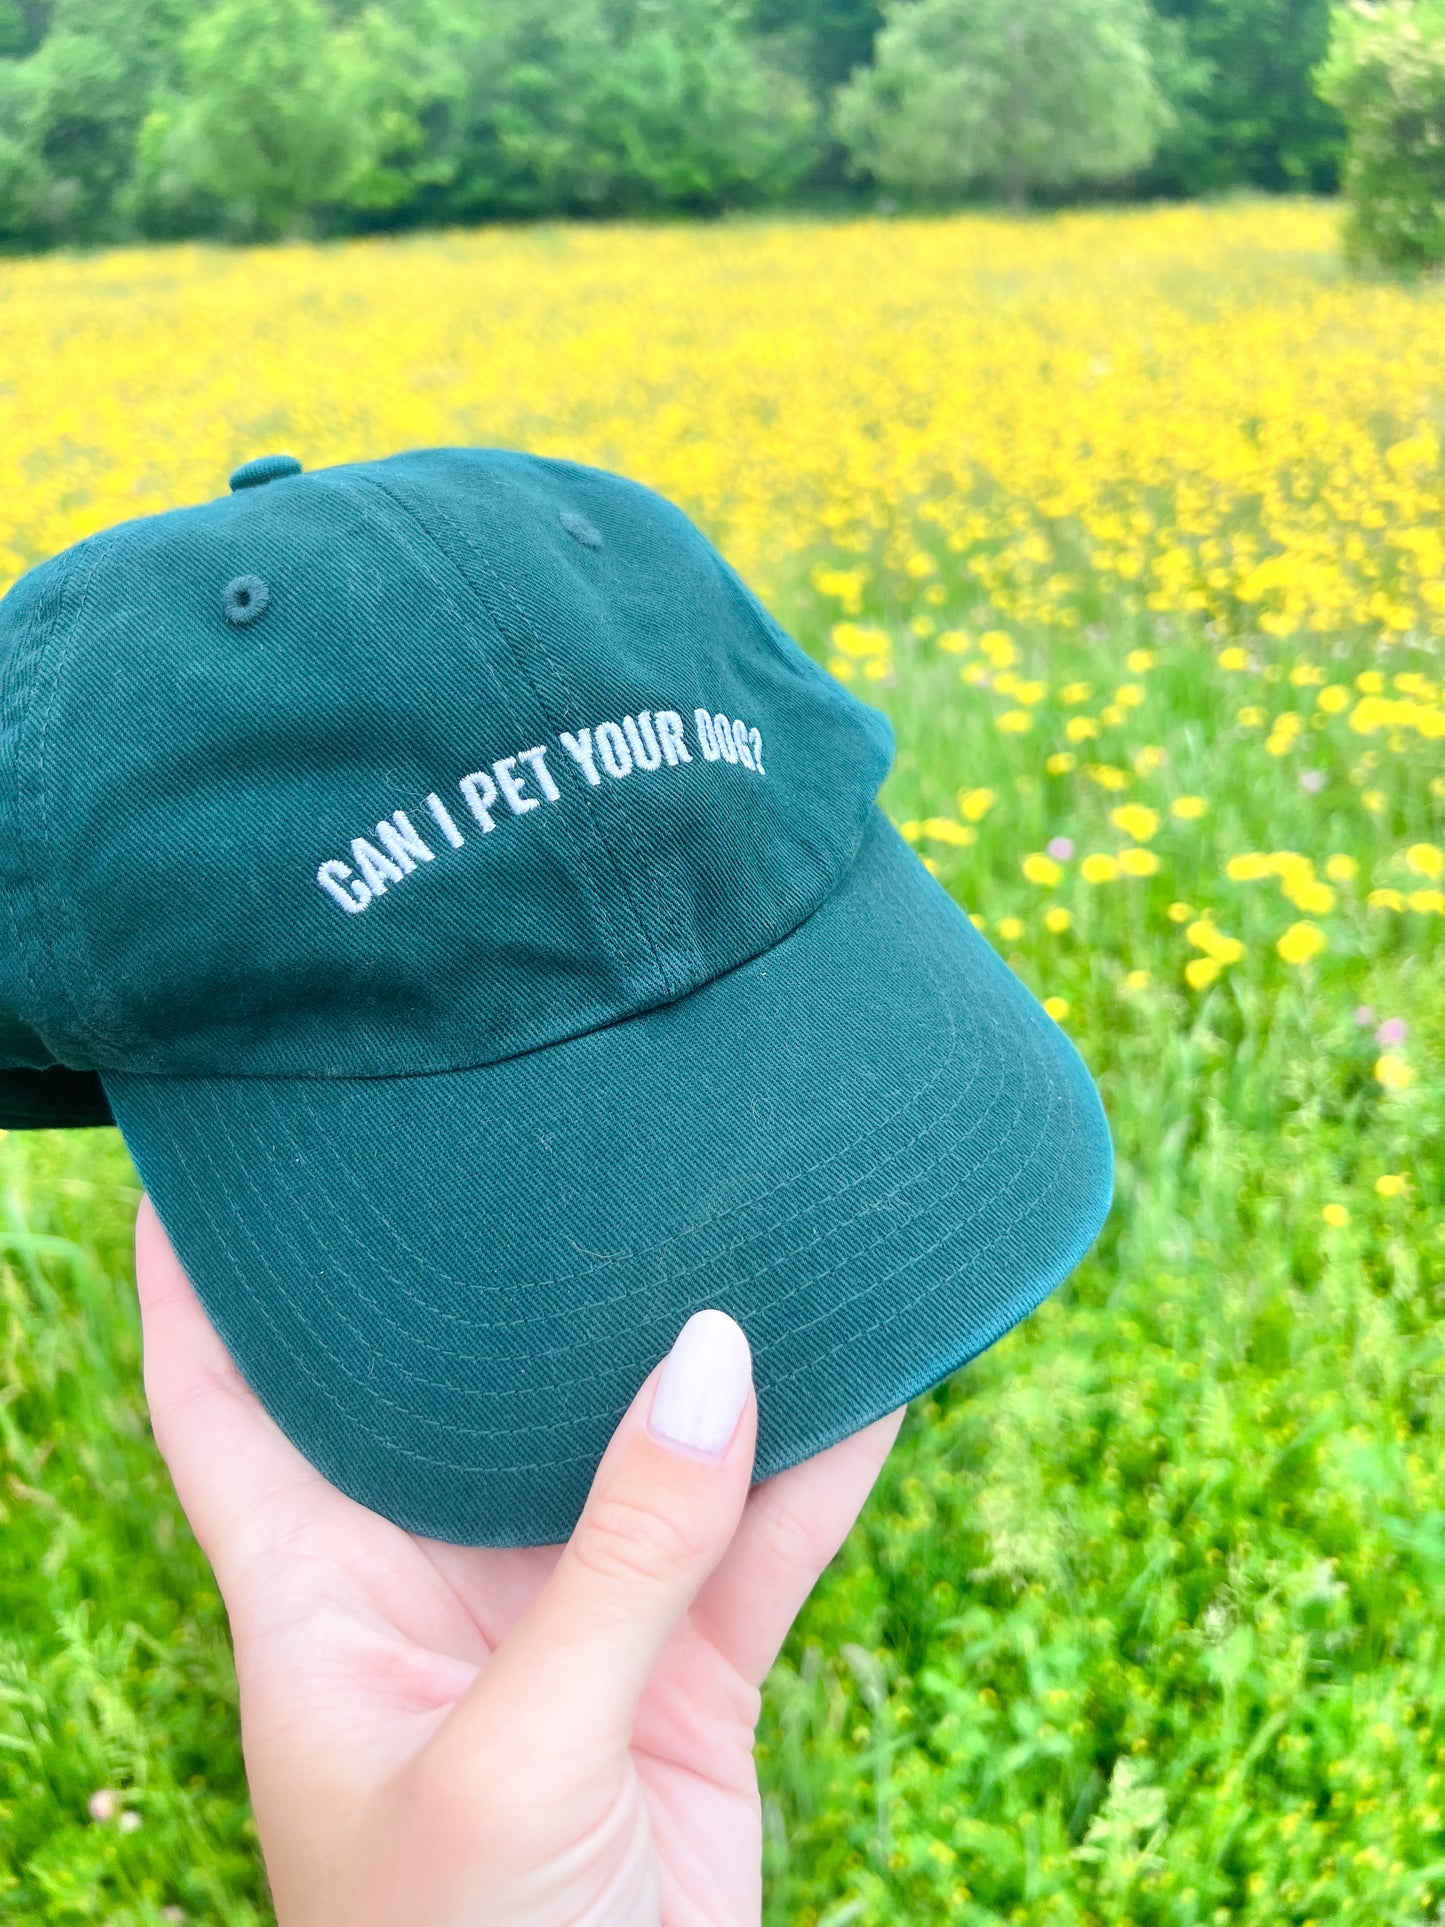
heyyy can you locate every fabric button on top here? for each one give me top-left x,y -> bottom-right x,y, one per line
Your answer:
229,453 -> 302,492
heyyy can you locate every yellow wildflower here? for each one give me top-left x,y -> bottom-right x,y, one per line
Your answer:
1045,906 -> 1072,933
1287,879 -> 1335,914
1187,920 -> 1244,963
1171,796 -> 1207,820
1186,956 -> 1222,989
1046,752 -> 1076,775
1110,804 -> 1160,842
1238,706 -> 1266,727
1226,853 -> 1273,882
1357,670 -> 1385,694
1080,853 -> 1120,883
1061,681 -> 1092,704
958,787 -> 996,821
1086,765 -> 1130,791
997,710 -> 1032,733
938,630 -> 971,653
997,916 -> 1025,942
1218,647 -> 1250,671
1125,649 -> 1155,672
1022,853 -> 1062,886
1409,888 -> 1445,913
1406,843 -> 1443,880
1277,921 -> 1327,964
1325,854 -> 1358,882
1042,996 -> 1070,1021
1362,789 -> 1387,813
1014,680 -> 1048,705
1125,968 -> 1151,989
1367,888 -> 1404,910
1066,716 -> 1100,742
1167,901 -> 1193,922
1132,746 -> 1166,775
1374,1172 -> 1409,1198
1321,1203 -> 1350,1228
1317,685 -> 1350,714
1374,1054 -> 1414,1091
980,630 -> 1016,667
1118,847 -> 1160,877
917,818 -> 976,846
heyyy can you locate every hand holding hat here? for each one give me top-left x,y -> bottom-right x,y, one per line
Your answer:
137,1198 -> 903,1926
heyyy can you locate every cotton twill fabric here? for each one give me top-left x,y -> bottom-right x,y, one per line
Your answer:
106,814 -> 1113,1547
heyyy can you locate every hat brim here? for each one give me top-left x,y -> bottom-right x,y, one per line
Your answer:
105,812 -> 1112,1546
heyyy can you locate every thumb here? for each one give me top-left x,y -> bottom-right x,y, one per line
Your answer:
441,1310 -> 756,1769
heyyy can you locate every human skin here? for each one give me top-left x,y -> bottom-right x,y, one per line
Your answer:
135,1198 -> 903,1926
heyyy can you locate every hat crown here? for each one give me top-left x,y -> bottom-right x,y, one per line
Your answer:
0,448 -> 892,1080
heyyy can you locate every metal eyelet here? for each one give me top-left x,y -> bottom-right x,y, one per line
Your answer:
222,574 -> 270,626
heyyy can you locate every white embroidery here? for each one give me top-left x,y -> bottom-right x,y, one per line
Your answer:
351,836 -> 406,894
595,720 -> 632,780
459,768 -> 499,831
493,754 -> 539,816
623,712 -> 663,771
317,859 -> 371,912
559,728 -> 600,786
655,710 -> 691,765
518,744 -> 561,801
316,698 -> 766,913
376,810 -> 434,872
426,791 -> 466,848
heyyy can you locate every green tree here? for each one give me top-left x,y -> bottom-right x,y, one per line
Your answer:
148,0 -> 382,236
1146,0 -> 1344,193
833,0 -> 1171,203
0,0 -> 186,243
421,0 -> 816,218
1317,0 -> 1445,267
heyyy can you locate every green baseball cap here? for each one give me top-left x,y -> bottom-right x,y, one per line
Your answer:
0,448 -> 1111,1545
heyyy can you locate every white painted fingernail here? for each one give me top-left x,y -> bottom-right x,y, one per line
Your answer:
649,1310 -> 752,1457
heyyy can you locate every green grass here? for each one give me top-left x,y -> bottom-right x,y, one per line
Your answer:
2,500 -> 1442,1927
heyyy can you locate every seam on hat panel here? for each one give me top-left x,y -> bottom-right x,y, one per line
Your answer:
319,469 -> 641,985
362,464 -> 698,1004
8,533 -> 121,1065
343,471 -> 658,1005
390,451 -> 704,986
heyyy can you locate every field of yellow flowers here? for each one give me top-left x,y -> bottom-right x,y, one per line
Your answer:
0,200 -> 1441,1926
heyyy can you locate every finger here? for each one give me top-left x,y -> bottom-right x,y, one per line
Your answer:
432,1310 -> 757,1777
693,1405 -> 905,1684
135,1196 -> 337,1577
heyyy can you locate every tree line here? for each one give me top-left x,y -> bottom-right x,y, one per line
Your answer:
0,0 -> 1368,247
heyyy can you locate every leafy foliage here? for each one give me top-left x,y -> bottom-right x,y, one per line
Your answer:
1145,0 -> 1345,194
1317,0 -> 1445,269
0,0 -> 1361,245
833,0 -> 1170,202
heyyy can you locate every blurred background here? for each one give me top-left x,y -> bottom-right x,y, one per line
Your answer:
0,2 -> 1442,1924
